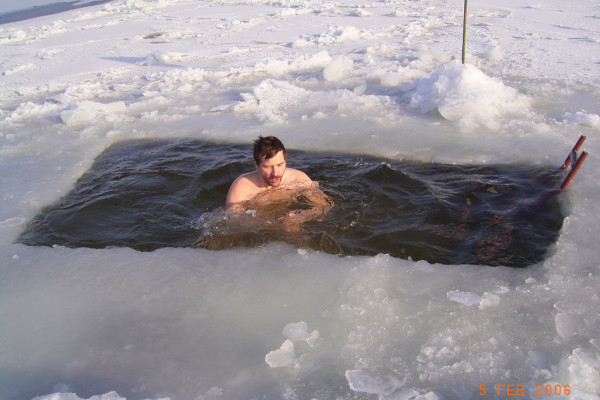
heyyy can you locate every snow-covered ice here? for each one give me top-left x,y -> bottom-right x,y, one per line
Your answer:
1,0 -> 599,399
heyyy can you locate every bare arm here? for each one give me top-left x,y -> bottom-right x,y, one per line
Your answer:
281,182 -> 333,228
226,168 -> 311,213
226,174 -> 258,212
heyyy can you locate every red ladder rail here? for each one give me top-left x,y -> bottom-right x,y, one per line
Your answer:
555,135 -> 588,194
561,135 -> 586,170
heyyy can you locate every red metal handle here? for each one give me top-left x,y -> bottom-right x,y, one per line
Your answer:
556,151 -> 588,193
561,135 -> 586,170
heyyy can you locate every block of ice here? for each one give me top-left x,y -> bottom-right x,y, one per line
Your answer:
555,313 -> 577,341
405,61 -> 530,130
60,101 -> 126,127
345,369 -> 406,396
307,330 -> 320,347
32,391 -> 125,400
562,348 -> 600,394
282,321 -> 320,347
282,321 -> 309,341
560,111 -> 600,129
479,292 -> 501,309
323,55 -> 354,82
554,301 -> 587,315
265,339 -> 296,368
447,290 -> 481,307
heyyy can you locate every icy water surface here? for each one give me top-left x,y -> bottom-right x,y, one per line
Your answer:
18,139 -> 565,267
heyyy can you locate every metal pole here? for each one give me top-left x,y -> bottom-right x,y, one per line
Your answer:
462,0 -> 468,64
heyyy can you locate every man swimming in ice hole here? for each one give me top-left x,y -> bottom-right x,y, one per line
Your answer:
226,136 -> 332,228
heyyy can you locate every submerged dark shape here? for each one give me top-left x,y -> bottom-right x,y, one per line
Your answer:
18,139 -> 565,267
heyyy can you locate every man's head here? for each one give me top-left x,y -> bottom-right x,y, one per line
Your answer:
253,136 -> 286,165
253,136 -> 287,187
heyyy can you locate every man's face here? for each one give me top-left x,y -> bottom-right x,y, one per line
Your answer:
254,150 -> 286,187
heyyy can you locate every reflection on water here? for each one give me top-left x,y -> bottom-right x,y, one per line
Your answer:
18,139 -> 565,267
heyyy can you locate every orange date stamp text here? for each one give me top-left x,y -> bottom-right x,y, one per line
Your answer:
479,384 -> 571,396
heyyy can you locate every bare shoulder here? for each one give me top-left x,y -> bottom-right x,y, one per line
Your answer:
226,172 -> 260,207
285,168 -> 312,183
232,171 -> 259,185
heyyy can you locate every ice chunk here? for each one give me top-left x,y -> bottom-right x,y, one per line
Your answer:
380,66 -> 425,87
345,369 -> 406,396
559,111 -> 600,129
323,55 -> 354,82
419,393 -> 440,400
282,321 -> 309,341
303,50 -> 333,70
447,290 -> 481,307
495,286 -> 510,294
307,330 -> 320,347
479,292 -> 501,309
282,321 -> 319,347
348,8 -> 374,17
555,313 -> 577,341
405,61 -> 530,130
562,348 -> 600,394
479,48 -> 503,61
2,62 -> 36,76
60,101 -> 127,127
265,339 -> 295,368
137,51 -> 188,66
32,392 -> 126,400
554,301 -> 587,315
353,83 -> 367,95
233,79 -> 309,124
7,101 -> 59,123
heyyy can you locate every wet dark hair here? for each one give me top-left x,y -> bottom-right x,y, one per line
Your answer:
253,136 -> 286,165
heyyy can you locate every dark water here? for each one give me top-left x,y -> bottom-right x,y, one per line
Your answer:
18,139 -> 566,267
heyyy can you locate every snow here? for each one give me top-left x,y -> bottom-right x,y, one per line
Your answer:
1,0 -> 599,399
405,61 -> 532,131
